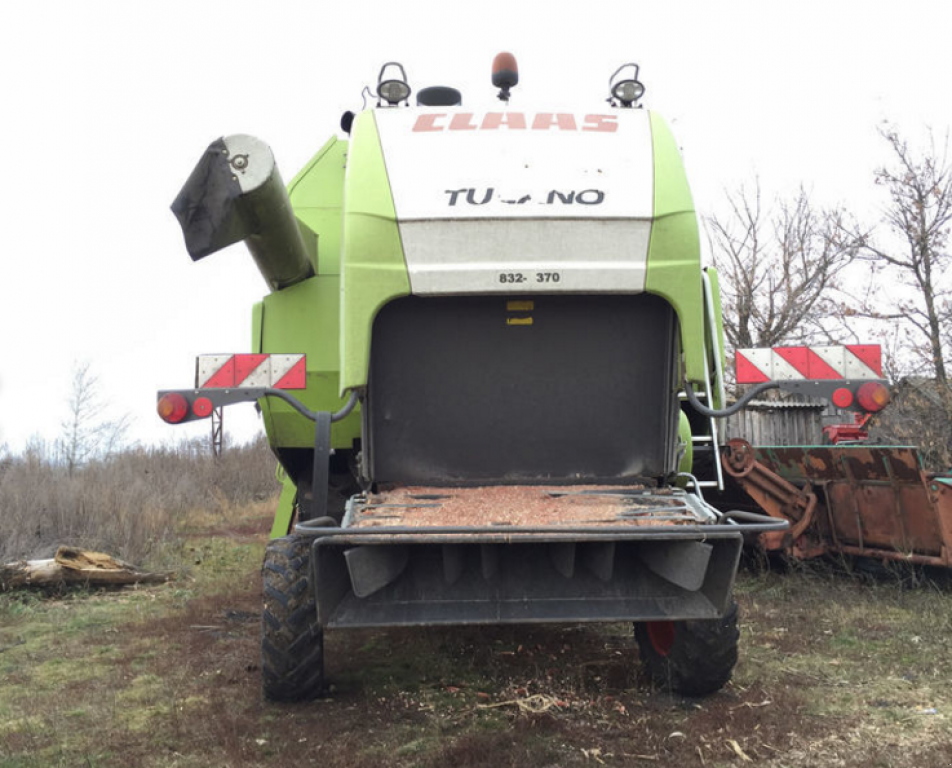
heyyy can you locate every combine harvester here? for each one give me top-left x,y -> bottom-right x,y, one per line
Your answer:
157,56 -> 881,700
716,345 -> 952,569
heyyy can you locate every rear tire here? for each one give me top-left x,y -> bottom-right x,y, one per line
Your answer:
634,601 -> 739,696
261,535 -> 324,701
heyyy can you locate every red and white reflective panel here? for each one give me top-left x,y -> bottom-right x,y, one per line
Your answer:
735,345 -> 882,383
195,354 -> 306,389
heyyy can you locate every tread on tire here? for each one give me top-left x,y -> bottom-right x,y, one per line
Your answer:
634,601 -> 739,696
261,535 -> 324,701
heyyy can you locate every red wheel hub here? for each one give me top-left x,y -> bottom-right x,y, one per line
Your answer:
723,439 -> 755,477
646,621 -> 675,656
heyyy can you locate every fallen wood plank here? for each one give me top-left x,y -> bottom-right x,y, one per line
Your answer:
56,546 -> 138,571
1,547 -> 171,590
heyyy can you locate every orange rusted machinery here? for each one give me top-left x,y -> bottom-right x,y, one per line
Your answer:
719,439 -> 952,567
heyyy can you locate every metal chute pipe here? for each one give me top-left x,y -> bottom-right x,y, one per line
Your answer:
171,134 -> 314,291
684,379 -> 780,418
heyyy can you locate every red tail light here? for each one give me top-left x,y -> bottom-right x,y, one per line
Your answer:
856,381 -> 891,413
157,393 -> 189,424
832,387 -> 854,408
191,396 -> 213,418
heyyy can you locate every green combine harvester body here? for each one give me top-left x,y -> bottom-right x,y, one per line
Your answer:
159,58 -> 797,700
252,104 -> 721,535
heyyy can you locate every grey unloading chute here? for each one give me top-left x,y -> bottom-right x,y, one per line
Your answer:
170,134 -> 314,291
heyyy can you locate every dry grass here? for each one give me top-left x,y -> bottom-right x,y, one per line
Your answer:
0,436 -> 279,566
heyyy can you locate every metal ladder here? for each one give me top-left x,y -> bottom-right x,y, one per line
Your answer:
679,269 -> 726,492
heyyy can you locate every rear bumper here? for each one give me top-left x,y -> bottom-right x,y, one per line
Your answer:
296,488 -> 785,629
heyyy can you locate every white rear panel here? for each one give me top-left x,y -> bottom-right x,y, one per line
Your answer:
374,109 -> 655,294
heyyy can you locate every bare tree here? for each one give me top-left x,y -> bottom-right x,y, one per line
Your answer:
59,361 -> 131,476
707,183 -> 860,352
867,377 -> 952,469
847,127 -> 952,419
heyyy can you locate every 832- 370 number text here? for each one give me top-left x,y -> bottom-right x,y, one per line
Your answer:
498,272 -> 562,284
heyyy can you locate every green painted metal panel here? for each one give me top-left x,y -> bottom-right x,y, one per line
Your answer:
247,137 -> 363,449
705,267 -> 727,410
270,472 -> 298,539
287,137 -> 348,275
678,410 -> 694,475
340,110 -> 411,392
251,300 -> 263,353
644,112 -> 705,385
263,373 -> 359,448
258,275 -> 360,449
262,276 -> 340,368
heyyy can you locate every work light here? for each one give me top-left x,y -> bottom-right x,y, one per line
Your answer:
609,63 -> 645,108
377,62 -> 411,106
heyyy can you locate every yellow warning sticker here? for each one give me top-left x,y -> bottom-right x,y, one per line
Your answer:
506,300 -> 535,312
506,317 -> 534,326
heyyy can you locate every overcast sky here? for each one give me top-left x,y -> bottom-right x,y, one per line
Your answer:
1,0 -> 949,454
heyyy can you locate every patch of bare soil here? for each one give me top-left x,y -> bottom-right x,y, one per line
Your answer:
112,573 -> 952,768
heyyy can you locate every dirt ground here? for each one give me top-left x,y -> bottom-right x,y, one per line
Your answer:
2,512 -> 951,768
